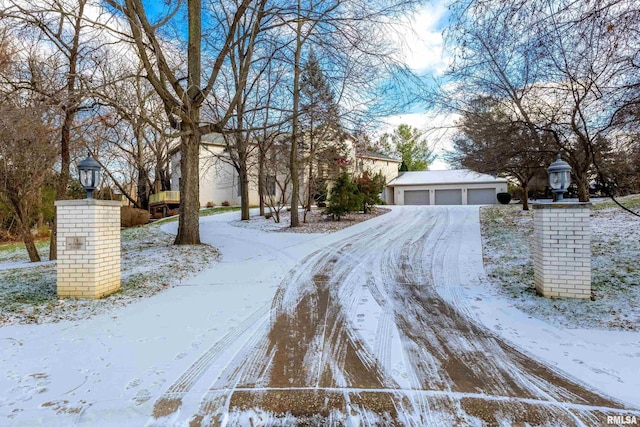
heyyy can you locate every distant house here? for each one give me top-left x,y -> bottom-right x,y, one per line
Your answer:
170,133 -> 266,207
170,133 -> 401,208
386,169 -> 508,205
356,151 -> 402,180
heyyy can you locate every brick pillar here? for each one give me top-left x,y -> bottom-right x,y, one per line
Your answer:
55,199 -> 121,299
532,203 -> 591,299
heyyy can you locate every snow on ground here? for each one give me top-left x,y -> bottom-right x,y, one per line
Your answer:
0,222 -> 219,325
0,203 -> 639,425
230,207 -> 389,234
0,208 -> 397,425
480,199 -> 640,331
455,199 -> 640,407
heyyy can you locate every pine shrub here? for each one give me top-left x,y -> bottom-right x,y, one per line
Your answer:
325,173 -> 362,220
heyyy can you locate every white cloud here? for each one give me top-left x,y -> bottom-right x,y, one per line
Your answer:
389,1 -> 450,74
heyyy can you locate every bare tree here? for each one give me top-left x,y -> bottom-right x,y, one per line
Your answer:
255,54 -> 289,217
449,97 -> 553,210
2,0 -> 111,259
264,141 -> 292,223
211,0 -> 270,221
105,0 -> 255,244
533,0 -> 639,201
282,0 -> 422,226
443,0 -> 640,203
0,104 -> 57,262
96,60 -> 171,209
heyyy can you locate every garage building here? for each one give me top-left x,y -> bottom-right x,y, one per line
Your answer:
385,169 -> 508,205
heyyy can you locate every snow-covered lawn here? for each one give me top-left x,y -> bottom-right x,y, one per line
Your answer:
480,195 -> 640,331
231,206 -> 389,233
2,199 -> 638,332
0,220 -> 219,326
0,207 -> 386,326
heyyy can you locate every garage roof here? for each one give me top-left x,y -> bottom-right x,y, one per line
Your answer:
387,169 -> 508,186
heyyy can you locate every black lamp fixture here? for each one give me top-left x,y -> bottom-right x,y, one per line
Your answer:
78,153 -> 101,199
547,153 -> 572,202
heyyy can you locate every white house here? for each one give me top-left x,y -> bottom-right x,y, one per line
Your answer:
356,151 -> 402,181
170,134 -> 402,208
386,169 -> 508,205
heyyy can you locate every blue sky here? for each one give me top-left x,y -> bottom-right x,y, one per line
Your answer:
137,0 -> 454,167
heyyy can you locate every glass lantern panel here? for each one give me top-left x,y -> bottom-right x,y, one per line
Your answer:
563,171 -> 571,190
80,170 -> 89,187
94,171 -> 101,187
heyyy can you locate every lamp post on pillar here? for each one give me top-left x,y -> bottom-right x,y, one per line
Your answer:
55,153 -> 120,299
77,154 -> 101,199
547,154 -> 572,201
532,154 -> 591,299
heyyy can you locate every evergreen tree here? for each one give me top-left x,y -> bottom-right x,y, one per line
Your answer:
300,51 -> 344,211
381,124 -> 435,171
325,173 -> 362,220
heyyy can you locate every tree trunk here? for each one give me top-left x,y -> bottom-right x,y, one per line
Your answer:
16,214 -> 40,263
174,0 -> 203,245
49,2 -> 84,261
522,184 -> 529,211
136,127 -> 150,210
575,172 -> 590,202
239,163 -> 250,221
49,216 -> 58,261
174,134 -> 201,245
49,108 -> 74,261
258,149 -> 265,216
289,2 -> 303,228
137,169 -> 150,210
306,144 -> 313,213
156,151 -> 171,192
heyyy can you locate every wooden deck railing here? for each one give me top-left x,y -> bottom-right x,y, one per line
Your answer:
149,191 -> 180,205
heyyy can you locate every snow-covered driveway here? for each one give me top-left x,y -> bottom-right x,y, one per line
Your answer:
1,206 -> 638,426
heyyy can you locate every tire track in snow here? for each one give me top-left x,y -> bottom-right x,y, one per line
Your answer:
150,300 -> 270,420
386,207 -> 630,425
188,318 -> 271,426
156,206 -> 633,425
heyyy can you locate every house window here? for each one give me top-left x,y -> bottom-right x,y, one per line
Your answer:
266,175 -> 276,196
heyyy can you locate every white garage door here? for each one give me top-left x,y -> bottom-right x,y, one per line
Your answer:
468,188 -> 497,205
404,190 -> 430,205
435,189 -> 462,205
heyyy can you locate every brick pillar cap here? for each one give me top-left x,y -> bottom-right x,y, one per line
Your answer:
55,199 -> 121,207
532,202 -> 591,209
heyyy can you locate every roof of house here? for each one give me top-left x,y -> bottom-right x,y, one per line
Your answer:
168,133 -> 228,156
358,151 -> 401,162
387,169 -> 508,186
171,135 -> 401,163
202,133 -> 227,145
